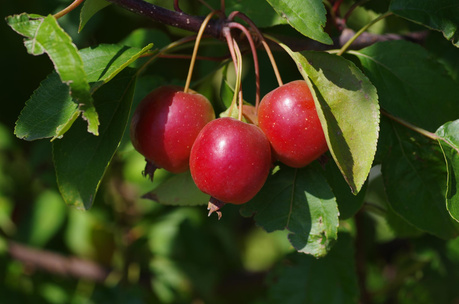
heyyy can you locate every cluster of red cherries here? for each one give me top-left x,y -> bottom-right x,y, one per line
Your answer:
130,80 -> 328,218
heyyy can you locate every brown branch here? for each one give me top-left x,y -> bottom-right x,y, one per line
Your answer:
104,0 -> 429,51
8,241 -> 110,282
104,0 -> 223,38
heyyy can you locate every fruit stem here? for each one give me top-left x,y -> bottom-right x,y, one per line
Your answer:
223,28 -> 243,120
228,22 -> 260,111
54,0 -> 85,19
337,11 -> 392,56
184,11 -> 218,93
229,12 -> 283,90
381,109 -> 439,141
233,40 -> 244,121
173,0 -> 182,12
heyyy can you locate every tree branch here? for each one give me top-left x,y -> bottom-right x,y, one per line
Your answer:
8,241 -> 110,282
104,0 -> 429,51
105,0 -> 223,38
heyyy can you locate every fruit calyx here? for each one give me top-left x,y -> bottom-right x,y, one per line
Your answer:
208,197 -> 226,220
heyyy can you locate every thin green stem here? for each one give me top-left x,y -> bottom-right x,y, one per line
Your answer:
381,109 -> 439,140
337,11 -> 393,56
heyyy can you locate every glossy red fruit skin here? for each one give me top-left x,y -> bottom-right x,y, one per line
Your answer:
130,86 -> 215,173
190,117 -> 272,205
258,80 -> 328,168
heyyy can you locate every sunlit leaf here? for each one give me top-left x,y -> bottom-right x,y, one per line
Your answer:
14,44 -> 152,141
436,120 -> 459,222
284,46 -> 380,194
6,13 -> 99,134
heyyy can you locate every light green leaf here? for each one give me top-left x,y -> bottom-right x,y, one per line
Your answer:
6,13 -> 99,135
142,171 -> 209,206
241,164 -> 339,257
283,45 -> 380,194
436,120 -> 459,222
382,122 -> 459,239
266,0 -> 332,44
14,44 -> 152,141
81,43 -> 153,90
390,0 -> 459,47
53,69 -> 137,209
79,0 -> 111,32
14,72 -> 79,141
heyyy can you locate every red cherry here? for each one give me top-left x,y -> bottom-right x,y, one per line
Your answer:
130,86 -> 215,177
258,80 -> 328,168
190,117 -> 272,205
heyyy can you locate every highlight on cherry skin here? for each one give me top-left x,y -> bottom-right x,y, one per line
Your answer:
258,80 -> 328,168
189,117 -> 272,219
130,85 -> 215,179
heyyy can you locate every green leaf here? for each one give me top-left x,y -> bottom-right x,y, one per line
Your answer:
53,69 -> 137,210
79,0 -> 111,32
6,13 -> 99,134
14,44 -> 152,141
14,72 -> 79,141
390,0 -> 459,47
382,122 -> 459,239
436,120 -> 459,222
225,0 -> 287,28
142,172 -> 209,206
284,46 -> 380,194
352,41 -> 459,132
241,164 -> 339,257
267,233 -> 359,304
81,43 -> 153,90
266,0 -> 332,44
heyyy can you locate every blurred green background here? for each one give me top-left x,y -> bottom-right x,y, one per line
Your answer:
2,1 -> 459,303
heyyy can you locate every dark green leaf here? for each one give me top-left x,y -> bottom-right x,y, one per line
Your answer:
390,0 -> 459,47
267,233 -> 359,304
14,72 -> 79,141
436,120 -> 459,222
266,0 -> 332,44
284,46 -> 380,194
324,157 -> 366,219
382,122 -> 459,239
241,164 -> 338,257
142,172 -> 209,206
225,0 -> 287,28
352,41 -> 459,132
53,69 -> 137,209
6,13 -> 99,134
79,0 -> 111,32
